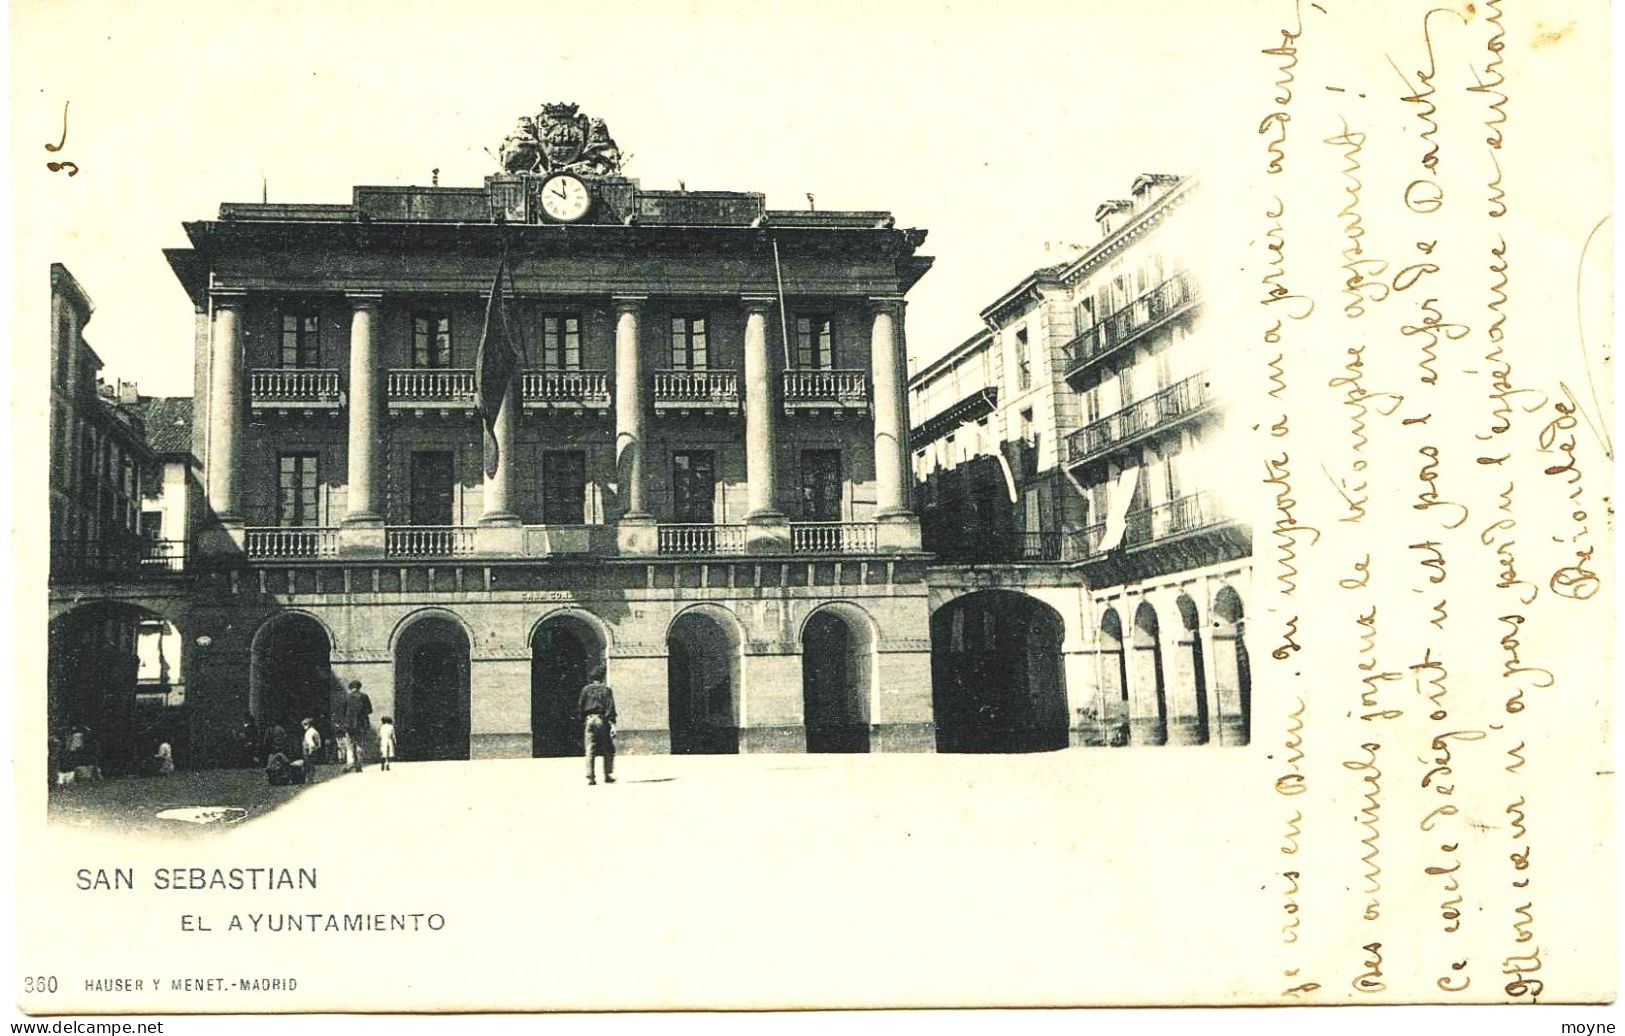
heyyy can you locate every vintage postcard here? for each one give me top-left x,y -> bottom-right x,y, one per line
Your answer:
8,0 -> 1614,1021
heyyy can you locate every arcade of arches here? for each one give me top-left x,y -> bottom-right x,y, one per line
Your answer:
46,586 -> 1249,767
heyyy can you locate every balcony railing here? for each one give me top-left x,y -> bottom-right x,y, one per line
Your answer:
1123,491 -> 1220,549
387,369 -> 477,411
1066,371 -> 1214,466
657,523 -> 747,556
522,369 -> 611,411
789,522 -> 879,555
782,369 -> 869,413
653,369 -> 741,412
385,526 -> 477,558
250,368 -> 343,410
1064,270 -> 1199,372
50,539 -> 188,579
245,526 -> 339,559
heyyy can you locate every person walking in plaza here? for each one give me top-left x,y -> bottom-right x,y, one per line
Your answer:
300,717 -> 322,784
341,680 -> 373,773
377,715 -> 396,771
578,666 -> 617,786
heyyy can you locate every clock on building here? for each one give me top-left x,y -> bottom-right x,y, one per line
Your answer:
538,172 -> 592,223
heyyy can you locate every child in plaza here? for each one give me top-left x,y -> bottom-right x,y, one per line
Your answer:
378,716 -> 396,771
300,718 -> 322,784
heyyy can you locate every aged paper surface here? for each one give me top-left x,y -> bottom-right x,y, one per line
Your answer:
8,0 -> 1614,1020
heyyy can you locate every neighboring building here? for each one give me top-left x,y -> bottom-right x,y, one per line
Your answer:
910,174 -> 1253,749
50,105 -> 941,765
48,265 -> 194,773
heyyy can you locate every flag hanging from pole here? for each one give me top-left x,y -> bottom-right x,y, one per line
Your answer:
474,251 -> 523,478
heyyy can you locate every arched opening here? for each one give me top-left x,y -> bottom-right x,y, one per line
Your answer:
801,606 -> 873,753
667,609 -> 741,755
1172,594 -> 1210,745
930,590 -> 1069,753
394,616 -> 472,761
49,602 -> 186,776
251,613 -> 337,761
1213,586 -> 1251,746
1131,601 -> 1168,746
1098,608 -> 1129,747
531,613 -> 606,758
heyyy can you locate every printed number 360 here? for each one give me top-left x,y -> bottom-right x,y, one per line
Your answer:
23,976 -> 58,994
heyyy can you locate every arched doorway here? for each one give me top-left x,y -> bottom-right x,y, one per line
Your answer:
930,590 -> 1069,753
667,608 -> 741,755
531,613 -> 606,758
1213,586 -> 1251,746
1098,608 -> 1129,747
251,613 -> 336,758
801,605 -> 874,753
1131,601 -> 1168,745
394,616 -> 471,761
1172,594 -> 1210,745
49,602 -> 185,776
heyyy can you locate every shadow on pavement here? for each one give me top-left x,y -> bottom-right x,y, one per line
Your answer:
46,766 -> 333,839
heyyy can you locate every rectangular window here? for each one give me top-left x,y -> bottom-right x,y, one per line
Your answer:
1016,328 -> 1031,390
281,312 -> 321,368
409,451 -> 455,526
796,315 -> 835,369
671,450 -> 715,523
540,314 -> 582,370
541,451 -> 587,524
277,453 -> 320,527
800,450 -> 843,520
670,316 -> 708,370
413,314 -> 453,368
138,510 -> 163,544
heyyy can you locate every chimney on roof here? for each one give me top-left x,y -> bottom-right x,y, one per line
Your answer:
119,379 -> 140,405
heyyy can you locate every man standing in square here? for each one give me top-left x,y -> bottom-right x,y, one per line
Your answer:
341,680 -> 373,773
578,666 -> 616,786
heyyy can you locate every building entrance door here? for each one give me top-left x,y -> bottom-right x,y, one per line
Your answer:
531,616 -> 603,758
394,617 -> 471,761
410,452 -> 455,526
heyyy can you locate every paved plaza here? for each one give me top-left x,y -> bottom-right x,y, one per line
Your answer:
41,750 -> 1258,1010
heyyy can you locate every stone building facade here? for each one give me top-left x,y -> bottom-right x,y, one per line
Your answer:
909,175 -> 1252,750
49,108 -> 939,765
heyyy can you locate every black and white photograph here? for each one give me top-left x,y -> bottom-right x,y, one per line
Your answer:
9,0 -> 1616,1025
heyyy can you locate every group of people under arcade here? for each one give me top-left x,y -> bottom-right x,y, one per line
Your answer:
244,667 -> 620,786
252,681 -> 396,786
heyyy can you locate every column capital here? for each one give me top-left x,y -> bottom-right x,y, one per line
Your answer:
741,294 -> 778,313
611,294 -> 648,313
209,289 -> 247,309
346,291 -> 383,309
867,295 -> 907,314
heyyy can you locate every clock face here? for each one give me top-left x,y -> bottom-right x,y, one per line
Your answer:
539,173 -> 592,222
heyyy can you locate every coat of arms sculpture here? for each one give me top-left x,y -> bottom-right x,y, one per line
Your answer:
500,103 -> 623,179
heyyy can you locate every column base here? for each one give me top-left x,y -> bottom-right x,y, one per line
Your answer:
616,516 -> 658,555
338,522 -> 387,559
744,513 -> 790,554
341,512 -> 385,528
739,725 -> 806,753
870,721 -> 937,752
474,522 -> 524,556
478,511 -> 522,527
873,512 -> 922,552
196,519 -> 246,557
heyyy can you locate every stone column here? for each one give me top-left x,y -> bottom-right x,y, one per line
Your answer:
613,296 -> 655,553
480,377 -> 520,525
869,297 -> 920,550
743,297 -> 782,521
206,292 -> 245,525
344,293 -> 383,526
